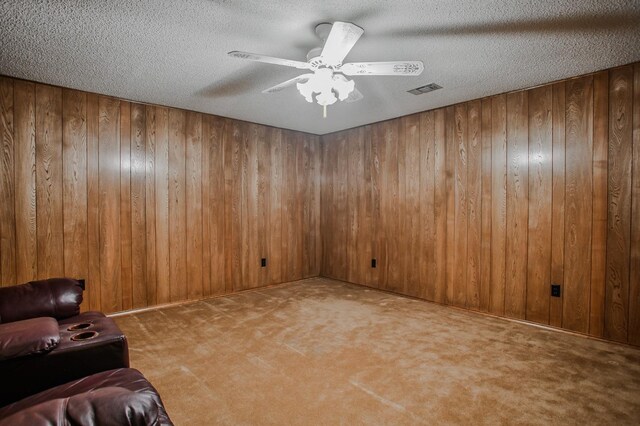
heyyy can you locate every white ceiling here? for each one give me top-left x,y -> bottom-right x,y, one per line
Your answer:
1,1 -> 639,135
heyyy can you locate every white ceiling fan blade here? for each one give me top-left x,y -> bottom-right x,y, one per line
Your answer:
228,51 -> 311,70
346,88 -> 363,103
262,74 -> 313,94
341,61 -> 424,76
320,22 -> 364,66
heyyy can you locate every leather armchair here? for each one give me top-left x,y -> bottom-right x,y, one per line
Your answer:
0,278 -> 129,406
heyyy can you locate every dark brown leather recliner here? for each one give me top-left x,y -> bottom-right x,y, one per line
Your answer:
0,278 -> 129,405
0,368 -> 173,425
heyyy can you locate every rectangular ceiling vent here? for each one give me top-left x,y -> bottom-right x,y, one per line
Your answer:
408,83 -> 442,95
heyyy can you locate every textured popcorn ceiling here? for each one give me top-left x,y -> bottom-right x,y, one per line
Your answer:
1,1 -> 639,135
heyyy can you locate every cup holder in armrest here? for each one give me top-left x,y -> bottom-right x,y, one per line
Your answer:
67,322 -> 93,331
70,331 -> 99,341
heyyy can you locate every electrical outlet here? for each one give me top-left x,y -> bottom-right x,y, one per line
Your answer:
371,259 -> 377,268
551,284 -> 561,297
261,258 -> 267,267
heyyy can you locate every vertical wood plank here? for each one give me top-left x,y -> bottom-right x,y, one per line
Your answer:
98,96 -> 121,313
453,104 -> 468,307
256,124 -> 270,285
404,115 -> 421,297
36,84 -> 64,279
0,77 -> 15,286
308,135 -> 322,278
200,116 -> 211,297
434,109 -> 447,303
130,103 -> 147,308
445,107 -> 456,304
550,82 -> 566,327
144,106 -> 157,306
186,111 -> 203,299
480,99 -> 492,312
268,127 -> 283,284
630,63 -> 640,345
369,125 -> 381,289
347,129 -> 360,284
505,91 -> 528,319
605,67 -> 632,342
244,123 -> 259,289
383,121 -> 400,291
13,81 -> 37,283
154,107 -> 170,304
467,100 -> 482,310
590,71 -> 609,337
168,109 -> 186,302
207,116 -> 226,295
119,101 -> 132,311
526,86 -> 552,324
564,76 -> 593,333
420,112 -> 436,301
86,93 -> 100,311
490,95 -> 507,316
334,132 -> 349,281
62,89 -> 88,304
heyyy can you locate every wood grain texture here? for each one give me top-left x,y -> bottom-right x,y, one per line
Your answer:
453,104 -> 468,307
154,107 -> 170,304
526,86 -> 552,324
605,67 -> 633,342
420,112 -> 436,301
86,93 -> 100,311
480,99 -> 492,312
62,89 -> 88,300
130,103 -> 147,308
168,108 -> 186,302
630,63 -> 640,345
35,84 -> 64,279
444,107 -> 455,304
268,127 -> 283,285
467,100 -> 482,310
590,71 -> 609,337
433,109 -> 447,304
144,106 -> 158,306
550,82 -> 566,328
0,77 -> 15,286
120,101 -> 132,311
404,115 -> 421,297
186,111 -> 203,299
98,96 -> 121,313
564,76 -> 593,334
206,116 -> 226,295
505,91 -> 528,319
490,95 -> 507,316
13,81 -> 37,283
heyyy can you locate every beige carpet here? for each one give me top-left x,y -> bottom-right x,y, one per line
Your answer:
114,277 -> 640,425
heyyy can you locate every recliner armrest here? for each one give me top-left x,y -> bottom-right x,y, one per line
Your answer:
0,386 -> 160,426
0,317 -> 60,361
0,278 -> 84,323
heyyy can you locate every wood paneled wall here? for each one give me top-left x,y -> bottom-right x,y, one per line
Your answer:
320,62 -> 640,346
0,77 -> 321,313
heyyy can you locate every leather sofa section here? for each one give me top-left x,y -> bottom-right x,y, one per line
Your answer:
0,317 -> 60,361
0,278 -> 84,323
0,369 -> 172,425
0,315 -> 129,406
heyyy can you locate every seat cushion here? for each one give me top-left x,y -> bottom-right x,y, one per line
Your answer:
0,368 -> 172,425
0,317 -> 59,361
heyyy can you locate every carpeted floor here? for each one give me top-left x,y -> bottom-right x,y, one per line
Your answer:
114,277 -> 640,425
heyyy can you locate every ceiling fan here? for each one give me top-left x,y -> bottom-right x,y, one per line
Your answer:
228,21 -> 424,117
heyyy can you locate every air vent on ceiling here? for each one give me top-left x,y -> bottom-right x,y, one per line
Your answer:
408,83 -> 442,95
